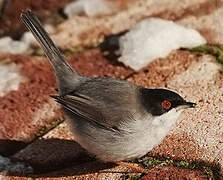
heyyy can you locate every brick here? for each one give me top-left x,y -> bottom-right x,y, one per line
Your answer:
127,50 -> 200,88
2,0 -> 223,178
141,165 -> 208,180
0,49 -> 132,156
53,0 -> 215,49
0,0 -> 72,39
148,56 -> 223,178
178,6 -> 223,44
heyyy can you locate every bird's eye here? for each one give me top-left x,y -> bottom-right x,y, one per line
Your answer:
162,100 -> 171,110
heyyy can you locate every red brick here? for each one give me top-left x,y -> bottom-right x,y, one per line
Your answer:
0,49 -> 132,155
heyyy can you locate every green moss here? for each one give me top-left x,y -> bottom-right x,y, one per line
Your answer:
175,160 -> 190,168
31,47 -> 45,56
61,45 -> 85,56
134,156 -> 217,179
203,166 -> 214,177
135,157 -> 164,169
186,44 -> 223,64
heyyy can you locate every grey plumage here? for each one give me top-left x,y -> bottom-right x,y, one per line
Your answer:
21,10 -> 195,162
21,11 -> 81,95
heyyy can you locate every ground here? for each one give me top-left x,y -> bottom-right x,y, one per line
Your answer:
0,0 -> 223,179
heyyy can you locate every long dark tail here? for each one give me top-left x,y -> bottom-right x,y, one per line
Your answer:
21,10 -> 81,95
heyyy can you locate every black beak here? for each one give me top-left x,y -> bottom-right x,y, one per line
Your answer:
183,101 -> 196,108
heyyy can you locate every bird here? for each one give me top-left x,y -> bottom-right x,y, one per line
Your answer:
21,10 -> 196,162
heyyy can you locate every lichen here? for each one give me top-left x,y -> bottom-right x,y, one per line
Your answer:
175,160 -> 190,168
186,44 -> 223,64
61,45 -> 85,56
133,156 -> 216,179
136,157 -> 163,169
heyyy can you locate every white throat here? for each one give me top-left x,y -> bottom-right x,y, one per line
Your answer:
120,108 -> 183,160
151,108 -> 183,127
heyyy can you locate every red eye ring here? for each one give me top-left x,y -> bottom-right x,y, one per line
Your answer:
162,100 -> 171,110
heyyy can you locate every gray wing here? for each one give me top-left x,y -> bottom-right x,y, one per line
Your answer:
51,92 -> 135,131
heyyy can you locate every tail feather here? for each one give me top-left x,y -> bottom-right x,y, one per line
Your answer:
21,10 -> 81,95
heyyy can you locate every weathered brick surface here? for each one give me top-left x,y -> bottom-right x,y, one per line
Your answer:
0,49 -> 132,156
0,0 -> 73,39
127,50 -> 200,88
149,56 -> 223,178
52,0 -> 220,49
141,165 -> 208,180
1,0 -> 223,179
178,6 -> 223,44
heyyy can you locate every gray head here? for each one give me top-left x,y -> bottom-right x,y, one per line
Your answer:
140,88 -> 196,116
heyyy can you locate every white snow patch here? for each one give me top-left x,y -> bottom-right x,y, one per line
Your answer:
119,18 -> 206,71
0,36 -> 30,54
21,24 -> 54,45
64,0 -> 116,17
0,63 -> 23,96
21,32 -> 35,45
0,24 -> 54,54
0,155 -> 33,175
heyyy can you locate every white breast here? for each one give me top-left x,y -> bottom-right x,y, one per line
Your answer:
122,108 -> 183,160
68,108 -> 183,162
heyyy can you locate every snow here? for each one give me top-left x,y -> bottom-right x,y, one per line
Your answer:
0,24 -> 54,54
119,18 -> 206,71
0,36 -> 30,54
21,31 -> 35,45
64,0 -> 116,17
0,63 -> 23,96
